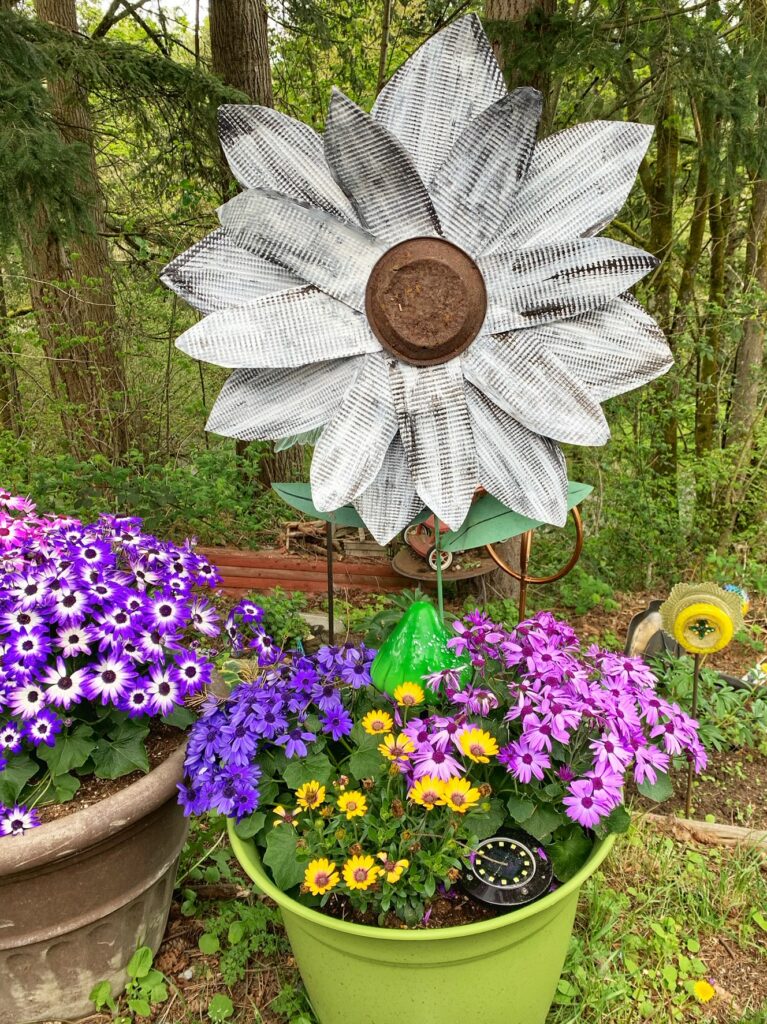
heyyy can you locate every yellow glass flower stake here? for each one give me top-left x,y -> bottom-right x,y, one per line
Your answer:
660,582 -> 744,817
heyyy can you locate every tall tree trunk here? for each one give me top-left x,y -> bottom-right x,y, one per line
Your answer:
484,0 -> 556,131
209,0 -> 302,488
20,0 -> 128,458
0,269 -> 23,436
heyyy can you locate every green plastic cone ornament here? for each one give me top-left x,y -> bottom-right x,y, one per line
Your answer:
370,601 -> 470,705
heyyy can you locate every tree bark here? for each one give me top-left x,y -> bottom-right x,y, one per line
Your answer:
19,0 -> 128,458
0,270 -> 23,436
210,0 -> 273,105
484,0 -> 556,131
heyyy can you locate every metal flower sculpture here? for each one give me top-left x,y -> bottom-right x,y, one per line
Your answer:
163,14 -> 671,544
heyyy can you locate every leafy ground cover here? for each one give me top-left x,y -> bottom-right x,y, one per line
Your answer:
74,817 -> 767,1024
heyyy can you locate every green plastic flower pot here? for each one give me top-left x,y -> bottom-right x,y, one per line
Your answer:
228,822 -> 614,1024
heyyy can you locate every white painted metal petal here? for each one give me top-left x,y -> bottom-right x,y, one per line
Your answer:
219,188 -> 387,312
533,294 -> 672,402
205,359 -> 363,440
372,14 -> 506,187
388,358 -> 476,531
430,88 -> 543,256
176,287 -> 380,369
324,89 -> 441,245
487,120 -> 654,251
218,105 -> 357,221
463,332 -> 610,445
353,435 -> 424,546
311,353 -> 398,511
466,384 -> 567,526
160,228 -> 302,314
479,237 -> 658,333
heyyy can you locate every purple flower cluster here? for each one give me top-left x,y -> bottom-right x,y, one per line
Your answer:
179,641 -> 374,820
0,491 -> 221,781
437,610 -> 705,829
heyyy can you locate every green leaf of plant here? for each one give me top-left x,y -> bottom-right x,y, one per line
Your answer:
128,996 -> 152,1017
208,993 -> 234,1022
0,754 -> 39,804
163,705 -> 196,729
506,794 -> 535,823
198,933 -> 220,954
637,772 -> 674,803
600,804 -> 631,835
127,946 -> 153,979
349,744 -> 384,779
525,805 -> 567,843
51,772 -> 81,803
282,751 -> 334,789
442,481 -> 592,552
89,980 -> 115,1012
548,831 -> 593,881
149,982 -> 168,1003
228,920 -> 245,944
39,725 -> 95,776
752,910 -> 767,933
263,823 -> 306,890
233,811 -> 266,840
464,798 -> 506,841
93,721 -> 149,780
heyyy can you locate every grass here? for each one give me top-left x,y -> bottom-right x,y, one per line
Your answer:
83,817 -> 767,1024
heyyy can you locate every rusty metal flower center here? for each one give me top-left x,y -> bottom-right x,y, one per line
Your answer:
365,237 -> 487,366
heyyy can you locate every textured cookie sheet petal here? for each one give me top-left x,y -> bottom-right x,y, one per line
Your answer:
160,228 -> 302,314
532,294 -> 672,402
466,384 -> 567,526
486,120 -> 654,251
218,105 -> 357,222
372,14 -> 506,186
206,358 -> 363,440
463,332 -> 610,446
176,287 -> 379,369
311,353 -> 398,511
324,89 -> 441,245
478,237 -> 658,333
431,88 -> 543,257
388,358 -> 476,531
353,435 -> 424,546
219,188 -> 386,312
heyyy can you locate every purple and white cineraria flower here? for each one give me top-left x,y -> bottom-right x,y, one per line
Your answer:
0,494 -> 223,835
0,802 -> 40,836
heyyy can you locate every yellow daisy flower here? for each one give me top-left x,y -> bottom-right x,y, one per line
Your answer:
408,775 -> 446,810
693,980 -> 715,1004
457,727 -> 499,764
272,805 -> 301,827
342,854 -> 381,891
337,790 -> 368,819
362,709 -> 394,735
304,858 -> 339,896
443,777 -> 481,814
295,780 -> 326,810
377,852 -> 409,883
392,681 -> 425,707
378,733 -> 416,762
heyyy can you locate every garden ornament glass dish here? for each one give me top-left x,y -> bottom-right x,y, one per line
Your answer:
163,14 -> 672,545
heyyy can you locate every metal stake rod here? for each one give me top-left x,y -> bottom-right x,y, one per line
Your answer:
517,530 -> 532,623
326,520 -> 335,644
434,515 -> 445,623
684,653 -> 702,818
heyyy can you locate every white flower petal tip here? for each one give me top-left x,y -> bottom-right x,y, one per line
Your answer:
352,436 -> 425,546
217,104 -> 356,221
372,14 -> 506,185
324,89 -> 441,244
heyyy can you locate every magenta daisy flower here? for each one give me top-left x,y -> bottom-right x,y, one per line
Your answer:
412,743 -> 463,781
563,779 -> 610,829
499,738 -> 550,783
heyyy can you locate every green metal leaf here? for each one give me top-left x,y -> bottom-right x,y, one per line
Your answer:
442,480 -> 593,552
273,428 -> 322,452
272,482 -> 430,530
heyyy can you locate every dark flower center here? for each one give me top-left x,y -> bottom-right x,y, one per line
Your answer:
102,670 -> 117,684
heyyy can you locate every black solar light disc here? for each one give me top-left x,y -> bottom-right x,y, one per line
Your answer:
463,828 -> 554,908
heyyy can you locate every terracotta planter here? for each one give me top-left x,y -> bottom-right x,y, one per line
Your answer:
0,743 -> 188,1024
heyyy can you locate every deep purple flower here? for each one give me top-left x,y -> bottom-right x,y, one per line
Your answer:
41,657 -> 87,709
0,803 -> 40,836
24,708 -> 62,747
86,655 -> 134,705
7,681 -> 47,720
275,726 -> 316,759
320,705 -> 353,740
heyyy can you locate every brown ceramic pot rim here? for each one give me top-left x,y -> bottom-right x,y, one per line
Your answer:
0,740 -> 186,876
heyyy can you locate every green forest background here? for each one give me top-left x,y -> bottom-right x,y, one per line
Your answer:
1,0 -> 766,594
